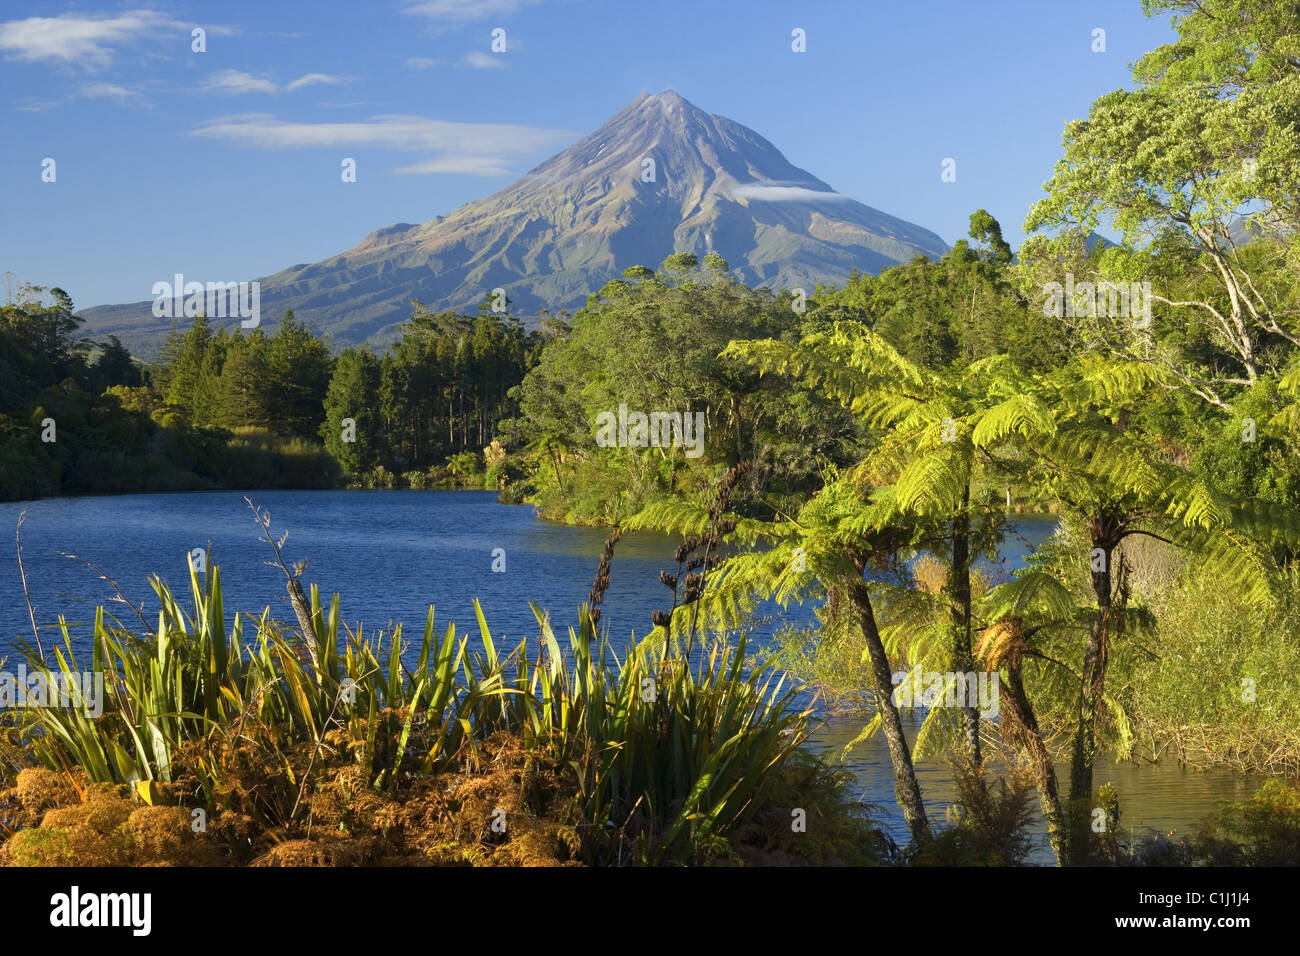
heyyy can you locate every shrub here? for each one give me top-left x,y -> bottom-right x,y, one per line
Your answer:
1128,779 -> 1300,866
0,552 -> 882,866
1125,566 -> 1300,774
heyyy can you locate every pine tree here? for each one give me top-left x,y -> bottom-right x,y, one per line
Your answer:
163,314 -> 213,422
266,310 -> 333,440
322,347 -> 381,475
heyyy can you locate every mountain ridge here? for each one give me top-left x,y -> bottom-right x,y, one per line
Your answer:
77,90 -> 950,359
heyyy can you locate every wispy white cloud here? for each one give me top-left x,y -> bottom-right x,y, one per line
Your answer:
82,82 -> 148,105
202,69 -> 347,95
402,0 -> 540,23
202,69 -> 277,95
13,82 -> 149,110
284,72 -> 345,92
406,57 -> 438,70
729,183 -> 851,203
392,156 -> 514,176
0,9 -> 230,69
463,51 -> 505,69
190,112 -> 572,177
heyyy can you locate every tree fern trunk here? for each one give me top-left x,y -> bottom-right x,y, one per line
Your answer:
950,486 -> 981,765
1071,530 -> 1115,806
1003,665 -> 1068,865
550,443 -> 566,497
847,565 -> 931,846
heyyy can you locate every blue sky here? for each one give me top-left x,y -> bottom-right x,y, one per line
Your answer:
0,0 -> 1178,311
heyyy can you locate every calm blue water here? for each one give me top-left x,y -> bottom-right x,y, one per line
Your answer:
0,491 -> 1260,862
0,490 -> 1056,658
0,490 -> 687,655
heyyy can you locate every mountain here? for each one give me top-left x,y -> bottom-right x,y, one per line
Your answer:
77,90 -> 949,358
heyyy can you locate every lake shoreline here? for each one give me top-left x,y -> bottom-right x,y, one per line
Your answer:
1,489 -> 1276,868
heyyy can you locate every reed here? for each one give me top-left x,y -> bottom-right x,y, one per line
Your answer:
3,555 -> 822,864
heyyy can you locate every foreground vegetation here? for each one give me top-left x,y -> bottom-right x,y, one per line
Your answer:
2,500 -> 1296,867
0,501 -> 891,866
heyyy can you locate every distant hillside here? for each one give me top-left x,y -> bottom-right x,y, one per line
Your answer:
77,90 -> 950,360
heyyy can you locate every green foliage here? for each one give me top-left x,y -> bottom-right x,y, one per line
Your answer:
321,347 -> 381,475
10,561 -> 510,829
0,415 -> 59,500
1,281 -> 537,500
502,258 -> 862,524
816,210 -> 1058,372
0,287 -> 350,501
0,552 -> 878,866
370,306 -> 529,477
909,761 -> 1038,866
221,428 -> 342,490
760,611 -> 874,716
1191,377 -> 1300,509
0,282 -> 86,413
1124,566 -> 1300,773
523,604 -> 820,864
1024,0 -> 1300,403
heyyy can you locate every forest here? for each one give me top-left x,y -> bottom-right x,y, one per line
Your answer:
0,291 -> 533,500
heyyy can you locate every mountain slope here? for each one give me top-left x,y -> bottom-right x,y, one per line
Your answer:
78,90 -> 949,357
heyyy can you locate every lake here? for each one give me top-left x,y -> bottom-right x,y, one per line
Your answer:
0,490 -> 1262,862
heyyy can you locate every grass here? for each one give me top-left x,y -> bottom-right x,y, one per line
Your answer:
1124,565 -> 1300,775
0,549 -> 886,866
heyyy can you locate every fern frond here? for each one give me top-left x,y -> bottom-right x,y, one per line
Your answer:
984,571 -> 1078,622
971,392 -> 1057,447
894,448 -> 967,514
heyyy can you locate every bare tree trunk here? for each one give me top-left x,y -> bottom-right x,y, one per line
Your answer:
847,560 -> 931,846
1070,519 -> 1119,805
286,577 -> 320,665
246,497 -> 324,674
549,443 -> 566,497
950,484 -> 981,765
1002,664 -> 1068,865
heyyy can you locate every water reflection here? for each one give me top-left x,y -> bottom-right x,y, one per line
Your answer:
807,717 -> 1264,864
